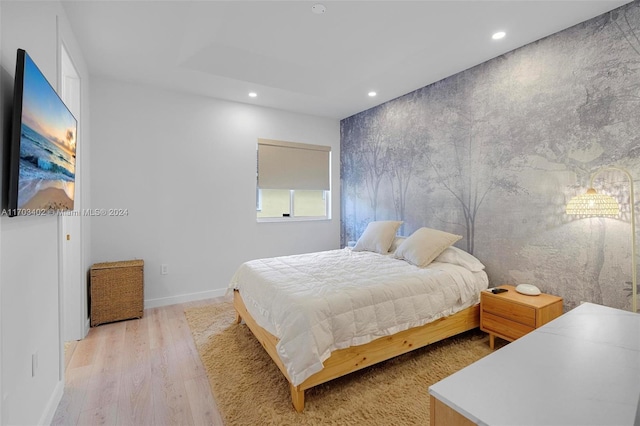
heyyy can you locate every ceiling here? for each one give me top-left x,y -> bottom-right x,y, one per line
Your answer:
62,0 -> 632,119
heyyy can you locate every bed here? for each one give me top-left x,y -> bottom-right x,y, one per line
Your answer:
229,224 -> 489,412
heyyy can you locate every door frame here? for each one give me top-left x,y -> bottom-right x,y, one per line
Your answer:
58,39 -> 87,364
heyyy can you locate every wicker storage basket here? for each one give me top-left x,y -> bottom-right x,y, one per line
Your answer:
90,259 -> 144,326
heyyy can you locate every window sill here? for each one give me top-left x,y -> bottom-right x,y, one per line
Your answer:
257,216 -> 331,223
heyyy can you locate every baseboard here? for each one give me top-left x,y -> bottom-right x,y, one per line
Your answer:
144,288 -> 228,309
38,379 -> 64,426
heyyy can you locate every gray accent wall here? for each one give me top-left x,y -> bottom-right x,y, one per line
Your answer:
340,1 -> 640,311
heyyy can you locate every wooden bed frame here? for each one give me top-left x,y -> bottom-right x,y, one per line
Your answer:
233,289 -> 480,412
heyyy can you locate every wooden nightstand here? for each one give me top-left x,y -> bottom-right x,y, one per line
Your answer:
480,285 -> 563,349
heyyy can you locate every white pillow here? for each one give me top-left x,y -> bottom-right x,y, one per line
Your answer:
435,246 -> 485,272
353,221 -> 403,254
394,227 -> 462,267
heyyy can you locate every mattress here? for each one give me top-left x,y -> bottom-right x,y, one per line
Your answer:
229,248 -> 488,386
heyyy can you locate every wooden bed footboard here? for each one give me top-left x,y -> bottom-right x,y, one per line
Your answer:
233,289 -> 480,412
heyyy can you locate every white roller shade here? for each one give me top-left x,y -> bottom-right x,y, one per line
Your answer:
258,139 -> 331,190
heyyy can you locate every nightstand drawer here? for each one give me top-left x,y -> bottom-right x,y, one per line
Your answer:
480,285 -> 563,349
481,312 -> 534,340
483,296 -> 536,327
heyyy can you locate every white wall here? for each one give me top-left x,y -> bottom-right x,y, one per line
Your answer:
0,3 -> 4,422
0,1 -> 91,424
90,77 -> 340,307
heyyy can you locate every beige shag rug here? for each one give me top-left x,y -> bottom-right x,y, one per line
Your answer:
185,302 -> 499,425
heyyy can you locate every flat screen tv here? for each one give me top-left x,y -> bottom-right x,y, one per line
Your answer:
7,48 -> 77,217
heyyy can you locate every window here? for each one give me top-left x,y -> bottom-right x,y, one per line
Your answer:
257,139 -> 331,220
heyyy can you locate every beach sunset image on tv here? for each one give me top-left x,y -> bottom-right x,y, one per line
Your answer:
17,52 -> 77,211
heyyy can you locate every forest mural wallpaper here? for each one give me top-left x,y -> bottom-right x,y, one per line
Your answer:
340,1 -> 640,312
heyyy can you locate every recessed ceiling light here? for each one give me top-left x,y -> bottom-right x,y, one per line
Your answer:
492,31 -> 506,40
248,92 -> 257,98
312,4 -> 326,14
368,91 -> 377,97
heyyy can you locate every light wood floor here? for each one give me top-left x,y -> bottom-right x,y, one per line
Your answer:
52,298 -> 227,426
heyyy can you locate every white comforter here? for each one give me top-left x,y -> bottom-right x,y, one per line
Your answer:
229,248 -> 488,386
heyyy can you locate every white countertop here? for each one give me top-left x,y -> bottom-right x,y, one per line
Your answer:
429,302 -> 640,426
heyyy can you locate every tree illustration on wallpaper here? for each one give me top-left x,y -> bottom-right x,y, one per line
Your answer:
383,95 -> 428,235
610,4 -> 640,57
341,93 -> 434,242
575,4 -> 639,153
424,103 -> 524,255
360,113 -> 389,222
386,139 -> 425,235
341,118 -> 369,244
